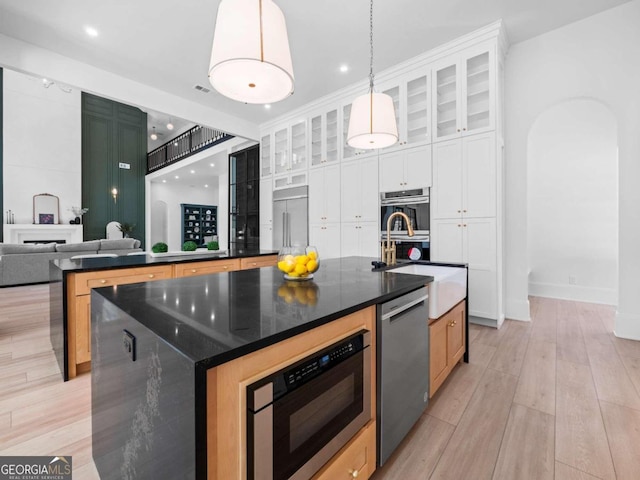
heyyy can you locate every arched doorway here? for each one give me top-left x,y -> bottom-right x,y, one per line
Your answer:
527,98 -> 618,304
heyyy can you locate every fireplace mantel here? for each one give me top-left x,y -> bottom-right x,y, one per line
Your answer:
3,224 -> 83,244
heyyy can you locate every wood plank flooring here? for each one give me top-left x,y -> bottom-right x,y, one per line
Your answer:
375,297 -> 640,480
2,286 -> 640,479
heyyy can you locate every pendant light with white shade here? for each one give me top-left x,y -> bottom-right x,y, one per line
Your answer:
347,0 -> 398,150
208,0 -> 294,104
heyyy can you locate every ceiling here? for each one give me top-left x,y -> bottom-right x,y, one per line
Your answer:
0,0 -> 631,130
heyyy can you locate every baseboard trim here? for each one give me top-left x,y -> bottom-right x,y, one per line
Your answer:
528,282 -> 617,306
469,315 -> 498,329
614,311 -> 640,341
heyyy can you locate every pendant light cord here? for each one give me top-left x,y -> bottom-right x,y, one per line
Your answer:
369,0 -> 374,91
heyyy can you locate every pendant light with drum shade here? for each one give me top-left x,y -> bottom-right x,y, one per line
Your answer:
347,0 -> 398,150
208,0 -> 294,104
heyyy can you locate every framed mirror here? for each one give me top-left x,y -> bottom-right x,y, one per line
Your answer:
33,193 -> 60,224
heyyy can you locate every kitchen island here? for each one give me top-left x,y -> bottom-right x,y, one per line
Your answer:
49,249 -> 278,380
90,256 -> 433,480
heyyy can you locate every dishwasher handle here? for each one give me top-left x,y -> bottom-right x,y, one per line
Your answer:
381,294 -> 429,321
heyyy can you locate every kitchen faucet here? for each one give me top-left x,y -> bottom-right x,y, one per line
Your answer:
381,212 -> 414,266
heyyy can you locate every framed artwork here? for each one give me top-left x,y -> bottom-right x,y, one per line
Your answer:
39,213 -> 55,224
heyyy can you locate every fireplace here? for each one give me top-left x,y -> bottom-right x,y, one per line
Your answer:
23,239 -> 67,244
3,224 -> 83,244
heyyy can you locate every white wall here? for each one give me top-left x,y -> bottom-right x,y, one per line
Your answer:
527,99 -> 617,304
505,0 -> 640,338
149,181 -> 220,252
3,69 -> 81,224
0,33 -> 258,140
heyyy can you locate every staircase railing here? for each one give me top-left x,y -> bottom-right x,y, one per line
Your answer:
147,125 -> 233,174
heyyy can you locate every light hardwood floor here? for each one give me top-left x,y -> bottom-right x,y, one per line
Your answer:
2,286 -> 640,479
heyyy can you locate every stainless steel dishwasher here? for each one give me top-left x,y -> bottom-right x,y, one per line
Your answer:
377,286 -> 430,466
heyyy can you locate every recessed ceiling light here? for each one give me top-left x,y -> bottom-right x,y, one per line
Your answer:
175,175 -> 179,179
166,122 -> 174,130
339,64 -> 349,73
210,163 -> 215,167
190,170 -> 195,174
265,104 -> 271,110
204,184 -> 209,188
84,26 -> 99,37
162,179 -> 167,183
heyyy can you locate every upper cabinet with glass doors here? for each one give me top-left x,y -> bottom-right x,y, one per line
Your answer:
310,108 -> 339,167
380,69 -> 431,148
270,120 -> 308,190
432,44 -> 495,142
260,134 -> 272,177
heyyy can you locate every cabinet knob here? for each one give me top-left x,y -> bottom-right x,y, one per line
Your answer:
252,262 -> 257,266
100,279 -> 106,284
463,224 -> 467,227
463,127 -> 467,131
148,274 -> 155,278
191,269 -> 197,273
350,469 -> 359,478
463,209 -> 467,213
449,321 -> 455,327
223,266 -> 228,270
457,210 -> 461,213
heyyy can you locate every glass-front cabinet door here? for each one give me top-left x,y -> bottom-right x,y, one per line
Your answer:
260,133 -> 272,177
432,44 -> 494,142
405,73 -> 429,144
290,120 -> 307,172
274,127 -> 289,175
310,109 -> 339,167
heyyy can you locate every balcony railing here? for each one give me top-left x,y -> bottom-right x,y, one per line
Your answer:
147,125 -> 233,174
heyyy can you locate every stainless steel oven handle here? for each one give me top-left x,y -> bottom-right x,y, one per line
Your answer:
381,294 -> 429,321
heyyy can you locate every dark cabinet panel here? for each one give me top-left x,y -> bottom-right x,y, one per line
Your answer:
81,93 -> 146,247
181,204 -> 217,247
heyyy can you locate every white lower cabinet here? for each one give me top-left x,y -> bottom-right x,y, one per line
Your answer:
310,223 -> 341,259
260,223 -> 273,250
431,217 -> 497,319
341,222 -> 379,258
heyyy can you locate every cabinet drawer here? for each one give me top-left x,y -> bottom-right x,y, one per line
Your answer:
313,422 -> 376,480
240,255 -> 277,270
174,259 -> 240,277
74,265 -> 172,295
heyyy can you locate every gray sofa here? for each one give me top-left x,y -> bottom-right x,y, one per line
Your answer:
0,238 -> 142,287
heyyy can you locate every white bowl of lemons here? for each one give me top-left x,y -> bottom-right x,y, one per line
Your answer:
277,246 -> 320,280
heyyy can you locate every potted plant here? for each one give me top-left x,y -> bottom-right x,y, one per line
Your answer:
117,222 -> 136,238
151,242 -> 168,253
182,241 -> 198,252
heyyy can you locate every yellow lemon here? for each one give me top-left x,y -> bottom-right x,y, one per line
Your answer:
296,255 -> 309,264
287,271 -> 300,277
307,251 -> 318,260
284,254 -> 294,262
277,261 -> 287,272
306,259 -> 318,273
295,263 -> 307,275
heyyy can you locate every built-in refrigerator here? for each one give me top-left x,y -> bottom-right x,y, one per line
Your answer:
273,186 -> 308,249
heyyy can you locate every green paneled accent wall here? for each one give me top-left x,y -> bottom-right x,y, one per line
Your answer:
0,68 -> 3,242
81,93 -> 146,247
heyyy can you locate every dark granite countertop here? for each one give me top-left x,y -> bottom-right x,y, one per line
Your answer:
92,256 -> 433,369
53,248 -> 278,274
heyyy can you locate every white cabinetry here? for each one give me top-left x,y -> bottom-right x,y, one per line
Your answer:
309,164 -> 341,259
432,44 -> 495,143
431,133 -> 495,219
430,132 -> 500,321
260,134 -> 272,177
273,120 -> 308,189
340,156 -> 379,257
379,144 -> 432,192
380,69 -> 431,148
310,109 -> 339,166
259,177 -> 273,249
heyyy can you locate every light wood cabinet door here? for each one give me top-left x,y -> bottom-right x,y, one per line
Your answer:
313,422 -> 376,480
429,300 -> 466,397
75,295 -> 91,365
174,259 -> 241,277
240,255 -> 277,270
447,301 -> 466,364
429,315 -> 449,396
74,265 -> 173,295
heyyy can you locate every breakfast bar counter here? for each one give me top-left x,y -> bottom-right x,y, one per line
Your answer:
49,248 -> 279,380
